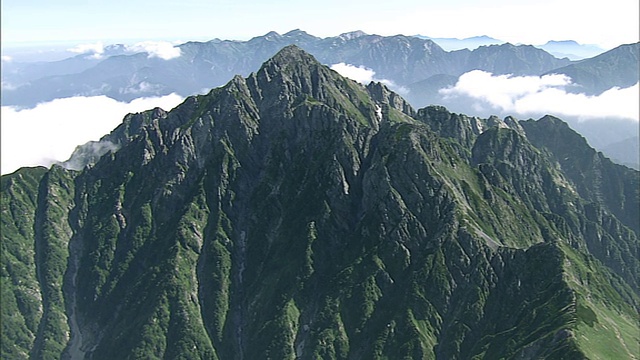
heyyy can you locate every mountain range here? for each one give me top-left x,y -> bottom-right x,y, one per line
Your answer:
542,42 -> 640,95
536,40 -> 606,61
413,36 -> 605,60
401,42 -> 640,169
2,30 -> 637,170
404,42 -> 639,105
2,46 -> 638,359
3,30 -> 627,109
412,35 -> 505,51
1,30 -> 575,107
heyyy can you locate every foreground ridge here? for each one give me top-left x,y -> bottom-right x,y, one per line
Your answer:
2,46 -> 638,359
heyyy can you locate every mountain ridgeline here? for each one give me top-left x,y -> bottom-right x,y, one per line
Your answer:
2,46 -> 638,359
1,30 -> 573,107
3,31 -> 637,170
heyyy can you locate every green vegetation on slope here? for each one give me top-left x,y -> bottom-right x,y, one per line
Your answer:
1,45 -> 637,359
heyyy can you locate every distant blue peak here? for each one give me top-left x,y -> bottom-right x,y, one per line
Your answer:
545,40 -> 580,46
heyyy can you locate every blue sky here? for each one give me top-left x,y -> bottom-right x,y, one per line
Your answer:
2,0 -> 638,49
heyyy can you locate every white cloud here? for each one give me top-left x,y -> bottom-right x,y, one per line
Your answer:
120,81 -> 163,95
331,63 -> 376,84
125,41 -> 182,60
513,84 -> 639,120
1,55 -> 12,62
63,140 -> 120,171
1,94 -> 184,175
330,63 -> 409,95
1,81 -> 17,91
65,41 -> 181,61
440,70 -> 639,121
68,42 -> 105,59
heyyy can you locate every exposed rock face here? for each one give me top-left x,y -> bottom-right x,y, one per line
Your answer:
2,46 -> 638,359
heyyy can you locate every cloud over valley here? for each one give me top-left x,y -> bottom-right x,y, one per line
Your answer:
330,63 -> 408,95
1,94 -> 184,175
67,41 -> 182,60
440,70 -> 639,122
125,41 -> 182,60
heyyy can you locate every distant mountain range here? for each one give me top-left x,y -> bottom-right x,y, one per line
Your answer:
413,35 -> 505,51
404,42 -> 639,106
2,31 -> 637,169
2,31 -> 627,110
537,40 -> 606,60
0,30 -> 573,108
412,36 -> 605,60
543,42 -> 640,94
2,46 -> 638,359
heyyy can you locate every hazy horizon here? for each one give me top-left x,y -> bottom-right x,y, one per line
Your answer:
0,29 -> 622,64
2,0 -> 638,50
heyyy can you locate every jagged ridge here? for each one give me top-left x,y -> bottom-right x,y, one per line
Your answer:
1,45 -> 638,360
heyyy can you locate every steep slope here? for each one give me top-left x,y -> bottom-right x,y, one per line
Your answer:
1,167 -> 47,358
460,43 -> 572,76
521,116 -> 639,234
602,136 -> 640,170
1,46 -> 638,359
544,42 -> 640,94
2,166 -> 77,359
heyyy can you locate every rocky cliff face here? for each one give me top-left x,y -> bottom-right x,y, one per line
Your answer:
2,46 -> 638,359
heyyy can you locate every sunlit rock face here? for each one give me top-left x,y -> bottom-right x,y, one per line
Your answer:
2,46 -> 638,360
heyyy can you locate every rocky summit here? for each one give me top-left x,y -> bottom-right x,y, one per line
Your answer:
2,45 -> 638,359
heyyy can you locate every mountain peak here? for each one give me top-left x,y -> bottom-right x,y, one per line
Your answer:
249,31 -> 282,42
338,30 -> 367,40
244,45 -> 385,131
283,29 -> 310,37
3,37 -> 639,360
544,40 -> 580,46
263,44 -> 318,67
282,29 -> 320,43
469,35 -> 500,41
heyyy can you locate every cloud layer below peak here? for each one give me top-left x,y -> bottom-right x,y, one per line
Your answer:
440,70 -> 639,121
125,41 -> 182,60
1,94 -> 184,175
67,41 -> 182,60
330,63 -> 408,95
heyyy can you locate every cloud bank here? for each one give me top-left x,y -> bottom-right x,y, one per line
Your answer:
1,94 -> 184,175
68,42 -> 106,59
125,41 -> 182,60
331,63 -> 376,84
440,70 -> 639,121
330,63 -> 408,95
67,41 -> 182,60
